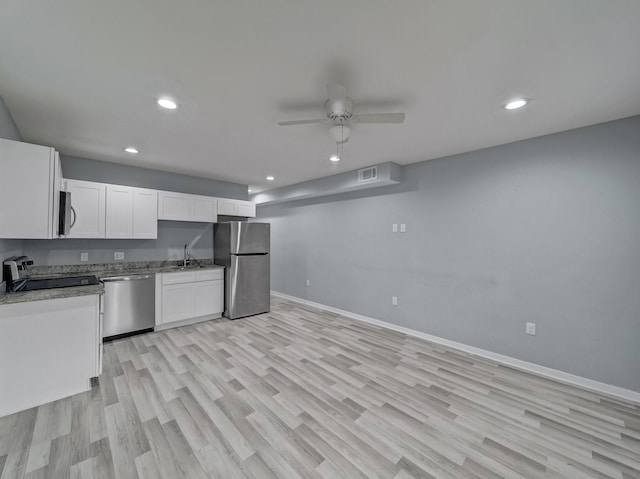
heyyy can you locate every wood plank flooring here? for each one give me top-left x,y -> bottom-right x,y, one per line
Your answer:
1,295 -> 639,478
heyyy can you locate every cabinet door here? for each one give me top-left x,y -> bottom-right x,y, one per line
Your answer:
191,195 -> 217,222
133,188 -> 158,238
217,198 -> 237,216
158,191 -> 191,220
0,295 -> 99,417
0,139 -> 56,239
106,185 -> 133,238
237,200 -> 256,218
66,179 -> 106,238
161,283 -> 196,323
194,279 -> 223,317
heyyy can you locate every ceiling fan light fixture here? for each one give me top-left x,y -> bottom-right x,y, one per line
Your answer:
504,98 -> 529,110
329,125 -> 350,143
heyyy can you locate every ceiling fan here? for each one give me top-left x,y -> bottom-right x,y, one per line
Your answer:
278,85 -> 405,144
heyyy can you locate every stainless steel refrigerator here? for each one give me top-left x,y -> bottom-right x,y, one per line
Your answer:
213,222 -> 270,319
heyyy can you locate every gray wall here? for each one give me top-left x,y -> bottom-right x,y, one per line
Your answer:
257,116 -> 640,393
0,96 -> 20,141
62,156 -> 247,200
23,222 -> 213,265
0,95 -> 24,281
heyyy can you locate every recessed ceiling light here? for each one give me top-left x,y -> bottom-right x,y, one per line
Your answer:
124,147 -> 139,154
157,97 -> 178,110
504,98 -> 529,110
266,176 -> 275,181
329,155 -> 340,162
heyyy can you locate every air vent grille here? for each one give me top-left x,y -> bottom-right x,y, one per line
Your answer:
358,166 -> 377,183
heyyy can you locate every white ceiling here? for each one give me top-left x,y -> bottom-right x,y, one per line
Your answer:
1,1 -> 639,193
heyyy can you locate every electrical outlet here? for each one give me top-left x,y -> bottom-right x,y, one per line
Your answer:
400,223 -> 406,233
392,224 -> 398,233
306,279 -> 310,286
80,252 -> 88,262
392,296 -> 398,306
114,252 -> 125,260
526,322 -> 536,335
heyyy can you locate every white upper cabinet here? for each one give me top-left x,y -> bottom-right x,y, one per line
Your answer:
158,191 -> 191,221
133,188 -> 158,238
0,139 -> 62,239
66,179 -> 106,239
237,200 -> 256,218
64,181 -> 157,239
217,197 -> 237,216
106,185 -> 158,239
191,195 -> 217,222
105,185 -> 133,238
217,198 -> 256,218
157,191 -> 218,223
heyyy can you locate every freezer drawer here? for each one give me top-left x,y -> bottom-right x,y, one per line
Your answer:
226,254 -> 270,319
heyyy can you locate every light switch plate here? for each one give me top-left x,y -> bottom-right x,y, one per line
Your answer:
392,224 -> 398,233
114,252 -> 124,260
400,224 -> 406,233
80,252 -> 88,262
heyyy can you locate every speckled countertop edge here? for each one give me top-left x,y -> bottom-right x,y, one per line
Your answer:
28,259 -> 218,278
1,259 -> 224,306
0,284 -> 105,306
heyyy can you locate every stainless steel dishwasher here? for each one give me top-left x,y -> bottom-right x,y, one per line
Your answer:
101,274 -> 155,340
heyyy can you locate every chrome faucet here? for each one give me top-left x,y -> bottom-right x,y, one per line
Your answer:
183,244 -> 190,267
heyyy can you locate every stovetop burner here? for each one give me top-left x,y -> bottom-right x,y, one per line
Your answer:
16,275 -> 100,292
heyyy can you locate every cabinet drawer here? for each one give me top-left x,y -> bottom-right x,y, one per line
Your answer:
195,269 -> 224,281
161,271 -> 196,284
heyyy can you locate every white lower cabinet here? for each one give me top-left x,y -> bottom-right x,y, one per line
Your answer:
157,269 -> 224,327
0,294 -> 101,417
195,279 -> 223,317
162,282 -> 196,323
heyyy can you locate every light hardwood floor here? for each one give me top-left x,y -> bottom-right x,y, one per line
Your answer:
1,296 -> 639,478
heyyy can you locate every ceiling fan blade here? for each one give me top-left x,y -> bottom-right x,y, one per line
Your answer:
353,113 -> 405,124
278,119 -> 327,126
327,84 -> 347,102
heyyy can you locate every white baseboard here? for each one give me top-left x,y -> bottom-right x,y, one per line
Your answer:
271,291 -> 640,404
154,312 -> 222,331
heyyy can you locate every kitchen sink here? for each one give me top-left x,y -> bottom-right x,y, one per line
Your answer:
170,264 -> 205,270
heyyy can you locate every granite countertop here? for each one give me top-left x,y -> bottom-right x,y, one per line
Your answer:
27,259 -> 222,279
0,260 -> 224,306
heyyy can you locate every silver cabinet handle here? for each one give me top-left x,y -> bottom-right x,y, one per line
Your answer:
70,206 -> 77,228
